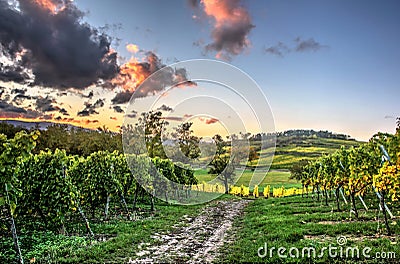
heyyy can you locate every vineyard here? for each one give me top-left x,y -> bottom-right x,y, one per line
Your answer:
0,128 -> 399,263
0,130 -> 200,263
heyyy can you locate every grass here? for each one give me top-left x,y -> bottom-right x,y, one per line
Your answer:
218,194 -> 400,263
3,192 -> 399,263
1,200 -> 205,263
55,203 -> 206,263
195,169 -> 300,191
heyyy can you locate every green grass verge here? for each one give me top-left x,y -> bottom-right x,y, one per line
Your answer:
218,194 -> 399,263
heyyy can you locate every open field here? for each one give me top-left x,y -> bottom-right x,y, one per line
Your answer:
195,169 -> 300,190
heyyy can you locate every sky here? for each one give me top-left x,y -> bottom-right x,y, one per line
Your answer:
0,0 -> 399,141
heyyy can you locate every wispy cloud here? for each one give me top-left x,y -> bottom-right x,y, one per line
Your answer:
294,37 -> 327,52
157,104 -> 174,112
264,37 -> 328,57
264,42 -> 290,57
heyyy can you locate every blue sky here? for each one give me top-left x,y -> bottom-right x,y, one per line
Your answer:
75,0 -> 400,140
0,0 -> 399,140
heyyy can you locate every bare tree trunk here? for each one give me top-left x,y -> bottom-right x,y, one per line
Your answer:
120,194 -> 131,219
335,187 -> 341,211
150,196 -> 155,212
350,193 -> 358,218
133,186 -> 139,211
104,194 -> 110,220
311,186 -> 315,200
5,184 -> 23,264
324,188 -> 328,206
10,216 -> 23,264
380,191 -> 391,235
36,206 -> 48,227
223,175 -> 229,194
78,205 -> 94,238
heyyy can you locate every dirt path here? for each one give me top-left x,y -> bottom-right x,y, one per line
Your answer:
128,199 -> 251,263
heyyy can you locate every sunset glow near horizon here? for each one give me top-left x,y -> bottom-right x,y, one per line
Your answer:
0,0 -> 399,141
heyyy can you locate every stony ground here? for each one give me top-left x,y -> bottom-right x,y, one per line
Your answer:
128,199 -> 251,263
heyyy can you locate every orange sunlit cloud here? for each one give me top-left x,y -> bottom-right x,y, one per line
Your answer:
198,0 -> 253,59
126,43 -> 139,54
32,0 -> 67,14
111,44 -> 150,92
198,117 -> 219,125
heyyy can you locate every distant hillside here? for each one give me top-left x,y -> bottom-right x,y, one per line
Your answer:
0,119 -> 93,131
250,129 -> 355,143
1,120 -> 361,170
248,130 -> 362,170
270,137 -> 361,169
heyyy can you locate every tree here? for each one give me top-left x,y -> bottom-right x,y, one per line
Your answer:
173,122 -> 200,160
208,134 -> 236,194
138,111 -> 168,158
0,122 -> 25,138
289,159 -> 310,197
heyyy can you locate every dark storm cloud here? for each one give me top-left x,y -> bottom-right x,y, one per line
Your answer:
59,107 -> 69,116
192,0 -> 255,60
93,98 -> 105,108
187,0 -> 199,9
0,64 -> 30,83
76,109 -> 93,117
35,96 -> 58,112
0,0 -> 119,89
111,91 -> 133,105
13,93 -> 37,105
0,100 -> 26,113
113,105 -> 124,113
81,91 -> 94,99
126,109 -> 137,119
77,98 -> 105,117
11,88 -> 26,94
0,99 -> 42,118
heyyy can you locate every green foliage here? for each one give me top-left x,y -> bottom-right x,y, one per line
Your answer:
16,149 -> 77,228
0,130 -> 39,208
173,122 -> 201,160
68,151 -> 130,215
0,122 -> 26,138
23,233 -> 89,264
35,124 -> 123,156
